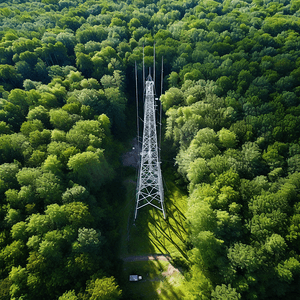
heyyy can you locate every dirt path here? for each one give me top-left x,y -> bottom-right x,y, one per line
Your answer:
122,254 -> 171,262
122,254 -> 181,279
122,138 -> 139,168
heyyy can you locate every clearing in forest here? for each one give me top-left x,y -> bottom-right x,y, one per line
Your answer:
118,162 -> 188,300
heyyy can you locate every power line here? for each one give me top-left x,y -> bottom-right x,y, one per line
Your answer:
153,41 -> 155,89
159,56 -> 163,157
135,61 -> 139,146
142,44 -> 145,101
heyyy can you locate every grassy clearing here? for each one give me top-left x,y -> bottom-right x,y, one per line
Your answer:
120,260 -> 185,300
119,169 -> 188,259
118,166 -> 189,299
118,172 -> 138,258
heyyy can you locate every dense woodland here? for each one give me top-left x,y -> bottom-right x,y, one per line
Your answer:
1,0 -> 300,299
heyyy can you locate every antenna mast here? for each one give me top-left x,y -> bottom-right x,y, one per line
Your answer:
135,47 -> 165,220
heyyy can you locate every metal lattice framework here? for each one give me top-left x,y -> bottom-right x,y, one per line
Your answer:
135,75 -> 165,220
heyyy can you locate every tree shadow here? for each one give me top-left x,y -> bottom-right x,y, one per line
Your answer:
159,278 -> 185,300
128,207 -> 157,255
148,214 -> 189,261
147,180 -> 189,261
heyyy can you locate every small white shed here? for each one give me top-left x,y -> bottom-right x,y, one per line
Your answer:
129,275 -> 142,282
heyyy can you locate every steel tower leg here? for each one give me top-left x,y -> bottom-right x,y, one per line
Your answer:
135,75 -> 165,220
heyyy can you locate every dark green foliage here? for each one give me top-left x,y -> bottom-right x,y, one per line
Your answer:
0,3 -> 127,298
155,1 -> 300,298
1,0 -> 300,299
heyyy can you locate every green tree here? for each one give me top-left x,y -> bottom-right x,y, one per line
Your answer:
29,129 -> 51,148
76,52 -> 93,77
85,277 -> 122,300
47,141 -> 79,163
9,266 -> 28,299
19,51 -> 38,66
168,71 -> 179,87
183,263 -> 213,300
0,277 -> 11,300
8,89 -> 30,114
37,92 -> 59,108
187,158 -> 210,188
27,150 -> 47,167
41,155 -> 64,177
75,89 -> 107,114
26,213 -> 52,236
0,64 -> 22,88
0,162 -> 20,193
62,185 -> 89,204
228,242 -> 260,274
216,76 -> 233,95
100,70 -> 124,90
104,87 -> 126,131
66,120 -> 105,151
35,172 -> 63,205
5,189 -> 20,209
51,130 -> 67,142
161,87 -> 184,110
0,121 -> 12,134
16,167 -> 42,186
63,202 -> 92,229
59,290 -> 78,300
0,241 -> 26,273
68,151 -> 113,192
218,128 -> 237,149
56,32 -> 76,54
27,106 -> 50,127
20,119 -> 44,136
211,284 -> 241,300
73,227 -> 102,254
49,109 -> 79,131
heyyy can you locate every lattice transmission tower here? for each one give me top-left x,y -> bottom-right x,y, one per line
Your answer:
135,73 -> 166,220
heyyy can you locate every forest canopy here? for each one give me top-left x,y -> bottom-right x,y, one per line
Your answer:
0,0 -> 300,299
